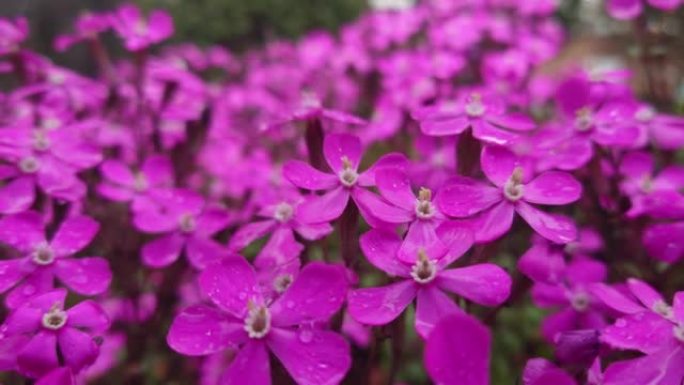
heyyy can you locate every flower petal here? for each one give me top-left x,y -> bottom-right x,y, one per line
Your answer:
268,328 -> 351,385
436,264 -> 512,306
229,220 -> 276,251
359,229 -> 411,277
0,258 -> 31,294
524,171 -> 582,205
66,300 -> 110,332
375,167 -> 417,211
323,133 -> 362,172
436,177 -> 502,217
283,160 -> 337,190
57,327 -> 98,372
0,211 -> 45,252
481,145 -> 531,187
270,262 -> 348,327
186,237 -> 229,270
424,313 -> 491,385
220,341 -> 271,385
626,279 -> 665,310
352,188 -> 413,225
590,283 -> 644,315
415,286 -> 464,338
0,177 -> 34,214
516,202 -> 577,244
199,257 -> 259,318
54,257 -> 111,295
347,280 -> 417,326
167,305 -> 245,356
600,312 -> 673,354
17,331 -> 58,378
470,201 -> 515,243
297,187 -> 350,224
141,233 -> 185,268
603,347 -> 684,385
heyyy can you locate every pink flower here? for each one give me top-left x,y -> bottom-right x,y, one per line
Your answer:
642,221 -> 684,263
1,289 -> 110,378
0,17 -> 29,55
593,280 -> 684,385
347,228 -> 510,337
54,12 -> 112,52
97,155 -> 174,212
229,188 -> 332,273
437,145 -> 581,243
112,4 -> 173,51
412,91 -> 536,145
0,211 -> 111,309
520,249 -> 608,341
283,133 -> 408,224
133,188 -> 231,269
619,151 -> 684,219
167,258 -> 351,385
424,313 -> 491,385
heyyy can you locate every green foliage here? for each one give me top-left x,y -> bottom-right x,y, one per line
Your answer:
135,0 -> 367,48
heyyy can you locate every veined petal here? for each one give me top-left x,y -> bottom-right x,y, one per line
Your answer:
270,262 -> 348,327
436,264 -> 512,306
267,328 -> 351,385
283,160 -> 337,190
347,280 -> 416,326
516,202 -> 577,244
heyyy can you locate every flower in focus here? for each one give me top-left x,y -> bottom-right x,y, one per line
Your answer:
437,145 -> 581,243
0,211 -> 111,309
348,227 -> 510,337
1,289 -> 110,378
167,258 -> 351,385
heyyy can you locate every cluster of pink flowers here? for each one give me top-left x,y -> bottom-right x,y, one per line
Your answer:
0,1 -> 683,384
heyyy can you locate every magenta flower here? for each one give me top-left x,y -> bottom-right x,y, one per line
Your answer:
606,0 -> 682,20
0,17 -> 29,55
283,133 -> 408,224
593,280 -> 684,385
167,258 -> 351,385
0,211 -> 111,309
555,75 -> 640,149
133,188 -> 231,269
632,104 -> 684,150
1,289 -> 110,378
54,12 -> 112,52
229,188 -> 332,271
266,93 -> 366,131
619,151 -> 684,218
35,367 -> 76,385
347,228 -> 511,337
642,221 -> 684,263
97,155 -> 174,212
424,313 -> 491,385
437,145 -> 581,243
521,250 -> 608,341
373,166 -> 462,262
112,4 -> 173,51
412,91 -> 536,145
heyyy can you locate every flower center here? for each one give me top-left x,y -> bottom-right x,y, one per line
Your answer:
503,167 -> 524,201
274,202 -> 294,223
179,213 -> 196,233
19,156 -> 41,174
640,176 -> 653,194
32,131 -> 51,152
571,292 -> 590,312
273,273 -> 293,293
42,304 -> 68,331
41,118 -> 61,131
635,106 -> 655,122
410,250 -> 437,284
338,156 -> 358,187
32,244 -> 55,266
653,301 -> 674,320
465,93 -> 486,117
415,187 -> 436,219
244,301 -> 271,339
133,172 -> 148,192
674,325 -> 684,343
574,107 -> 594,132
